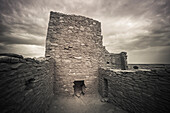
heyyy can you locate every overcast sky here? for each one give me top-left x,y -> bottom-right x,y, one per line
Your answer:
0,0 -> 170,64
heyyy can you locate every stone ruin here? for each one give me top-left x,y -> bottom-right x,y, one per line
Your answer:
0,12 -> 169,113
45,11 -> 128,95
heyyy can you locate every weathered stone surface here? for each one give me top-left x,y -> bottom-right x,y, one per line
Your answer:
45,12 -> 128,96
45,12 -> 107,95
106,52 -> 128,70
0,56 -> 55,113
98,68 -> 170,113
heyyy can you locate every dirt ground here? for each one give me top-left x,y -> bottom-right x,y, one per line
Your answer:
47,94 -> 128,113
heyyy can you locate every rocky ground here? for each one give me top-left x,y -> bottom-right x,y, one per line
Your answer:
47,94 -> 128,113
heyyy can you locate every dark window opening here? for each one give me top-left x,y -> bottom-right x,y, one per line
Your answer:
25,78 -> 35,90
133,66 -> 139,69
73,80 -> 86,97
107,62 -> 110,64
104,78 -> 108,97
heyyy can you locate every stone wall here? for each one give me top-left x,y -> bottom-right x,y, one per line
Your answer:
98,68 -> 170,113
107,52 -> 128,70
128,64 -> 170,70
0,54 -> 54,113
45,12 -> 107,95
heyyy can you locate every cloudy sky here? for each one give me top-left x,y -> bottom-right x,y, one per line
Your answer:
0,0 -> 170,64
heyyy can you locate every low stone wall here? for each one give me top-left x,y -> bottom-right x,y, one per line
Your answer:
128,64 -> 170,70
0,54 -> 55,113
98,68 -> 170,113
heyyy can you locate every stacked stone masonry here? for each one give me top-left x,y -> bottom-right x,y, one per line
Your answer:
98,68 -> 170,113
45,12 -> 128,95
0,54 -> 55,113
106,52 -> 128,70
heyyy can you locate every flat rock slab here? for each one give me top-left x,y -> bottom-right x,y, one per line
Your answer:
47,95 -> 128,113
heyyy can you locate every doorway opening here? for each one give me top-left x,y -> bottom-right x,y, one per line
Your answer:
104,78 -> 108,97
73,80 -> 86,97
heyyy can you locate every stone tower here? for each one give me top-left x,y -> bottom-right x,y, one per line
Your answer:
45,12 -> 106,95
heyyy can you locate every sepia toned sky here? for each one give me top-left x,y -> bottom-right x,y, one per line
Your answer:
0,0 -> 170,64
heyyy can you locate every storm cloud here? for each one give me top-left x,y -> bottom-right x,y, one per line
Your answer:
0,0 -> 170,63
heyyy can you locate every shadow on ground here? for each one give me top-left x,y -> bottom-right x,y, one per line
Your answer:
47,94 -> 128,113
